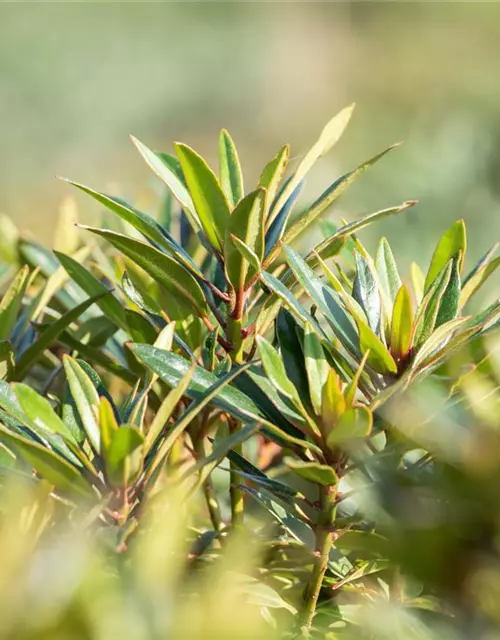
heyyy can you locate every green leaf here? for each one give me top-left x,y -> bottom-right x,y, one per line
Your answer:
224,188 -> 265,291
256,336 -> 299,403
376,237 -> 402,303
0,424 -> 92,497
284,458 -> 338,486
414,261 -> 452,348
55,251 -> 126,330
230,236 -> 261,275
99,396 -> 119,455
12,292 -> 108,381
63,356 -> 101,453
276,309 -> 310,409
82,227 -> 208,316
105,426 -> 144,488
411,317 -> 470,373
283,245 -> 359,355
219,129 -> 244,207
0,340 -> 14,380
125,309 -> 157,344
425,220 -> 466,291
284,142 -> 400,245
460,253 -> 500,308
435,257 -> 461,328
13,384 -> 76,443
129,137 -> 200,232
175,142 -> 230,252
390,284 -> 413,360
0,266 -> 30,341
327,406 -> 372,448
259,145 -> 289,218
353,251 -> 381,335
356,320 -> 397,375
411,262 -> 425,304
303,322 -> 329,415
321,368 -> 346,427
269,104 -> 354,227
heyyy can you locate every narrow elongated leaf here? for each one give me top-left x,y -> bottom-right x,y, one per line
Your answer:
55,251 -> 126,330
414,262 -> 452,348
63,356 -> 101,453
230,236 -> 261,275
376,237 -> 402,303
284,245 -> 358,354
321,369 -> 346,428
425,220 -> 466,291
460,254 -> 500,308
269,104 -> 354,226
219,129 -> 244,207
356,319 -> 397,375
304,322 -> 329,415
13,292 -> 108,381
13,384 -> 76,443
276,309 -> 310,408
264,181 -> 304,261
130,137 -> 200,232
259,145 -> 289,218
0,266 -> 29,340
284,142 -> 401,244
82,227 -> 208,316
99,396 -> 119,455
435,257 -> 461,328
411,317 -> 470,373
0,425 -> 92,497
125,309 -> 157,344
256,336 -> 299,403
285,458 -> 338,486
353,251 -> 381,335
411,262 -> 425,304
175,142 -> 230,251
390,285 -> 413,360
327,406 -> 372,448
224,188 -> 265,291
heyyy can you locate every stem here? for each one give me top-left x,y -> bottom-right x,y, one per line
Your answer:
228,416 -> 245,527
194,436 -> 223,532
301,483 -> 337,634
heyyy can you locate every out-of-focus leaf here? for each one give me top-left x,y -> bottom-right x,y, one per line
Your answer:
0,425 -> 92,497
410,262 -> 425,304
460,254 -> 500,308
304,322 -> 329,415
175,142 -> 230,252
390,284 -> 413,361
219,129 -> 244,207
285,458 -> 338,486
327,406 -> 372,447
63,356 -> 101,453
82,227 -> 208,316
424,219 -> 466,290
53,196 -> 79,254
0,266 -> 30,341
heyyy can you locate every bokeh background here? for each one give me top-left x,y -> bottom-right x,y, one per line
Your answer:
1,2 -> 500,280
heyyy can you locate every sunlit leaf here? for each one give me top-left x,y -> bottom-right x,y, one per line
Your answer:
327,406 -> 372,448
424,219 -> 466,291
284,458 -> 338,486
219,129 -> 244,207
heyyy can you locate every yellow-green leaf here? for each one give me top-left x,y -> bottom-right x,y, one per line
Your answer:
390,284 -> 413,360
321,368 -> 346,429
327,406 -> 372,448
425,220 -> 466,291
284,458 -> 338,486
0,266 -> 30,341
304,322 -> 329,415
219,129 -> 244,207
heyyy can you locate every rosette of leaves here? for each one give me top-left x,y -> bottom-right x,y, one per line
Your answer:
263,219 -> 500,408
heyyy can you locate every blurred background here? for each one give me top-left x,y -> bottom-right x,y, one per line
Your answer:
1,2 -> 500,281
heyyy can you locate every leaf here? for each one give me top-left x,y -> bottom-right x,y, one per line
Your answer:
55,251 -> 126,330
276,309 -> 310,408
411,317 -> 470,373
0,340 -> 14,380
376,237 -> 402,303
284,458 -> 338,486
259,145 -> 289,218
12,292 -> 108,381
304,322 -> 329,415
82,227 -> 208,316
284,142 -> 401,245
63,356 -> 101,453
175,142 -> 230,252
230,236 -> 261,275
13,384 -> 76,443
435,257 -> 461,328
269,104 -> 354,227
327,406 -> 372,448
283,245 -> 359,355
460,253 -> 500,308
390,285 -> 413,360
321,369 -> 346,427
256,336 -> 299,403
414,261 -> 452,348
424,220 -> 466,291
0,266 -> 30,341
99,396 -> 119,455
264,181 -> 304,261
125,309 -> 157,344
105,426 -> 144,488
410,262 -> 425,304
0,425 -> 92,497
356,320 -> 398,375
224,188 -> 265,291
219,129 -> 244,207
129,137 -> 200,232
353,251 -> 381,335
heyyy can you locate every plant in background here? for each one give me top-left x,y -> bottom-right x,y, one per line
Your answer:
0,106 -> 498,638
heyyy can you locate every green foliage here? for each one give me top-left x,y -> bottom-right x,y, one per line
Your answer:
0,109 -> 498,639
